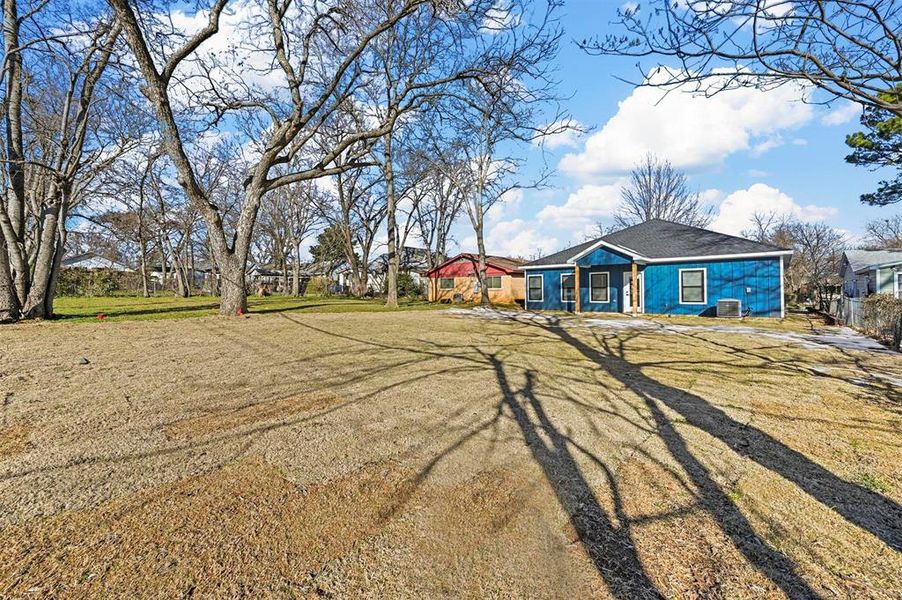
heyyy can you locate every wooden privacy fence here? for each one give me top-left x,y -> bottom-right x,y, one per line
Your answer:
831,295 -> 902,351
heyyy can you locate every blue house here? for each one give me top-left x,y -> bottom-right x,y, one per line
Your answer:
522,219 -> 792,318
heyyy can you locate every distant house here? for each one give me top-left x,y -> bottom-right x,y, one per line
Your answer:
62,252 -> 132,272
840,249 -> 902,299
426,253 -> 526,304
522,219 -> 793,318
336,247 -> 432,295
372,247 -> 431,290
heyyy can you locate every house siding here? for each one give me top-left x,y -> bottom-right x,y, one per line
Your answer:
574,246 -> 633,267
526,257 -> 782,317
643,257 -> 782,317
524,268 -> 576,312
428,274 -> 523,303
427,255 -> 524,304
578,265 -> 630,313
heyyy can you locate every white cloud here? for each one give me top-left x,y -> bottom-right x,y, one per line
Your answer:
481,1 -> 521,33
709,183 -> 837,235
164,1 -> 293,101
485,188 -> 524,223
822,102 -> 861,126
462,219 -> 558,259
747,169 -> 769,177
750,135 -> 784,156
559,68 -> 813,179
536,182 -> 623,230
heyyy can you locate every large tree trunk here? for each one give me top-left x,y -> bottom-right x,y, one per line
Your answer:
139,245 -> 150,297
383,130 -> 399,309
3,0 -> 28,309
219,257 -> 248,315
476,229 -> 490,306
351,267 -> 369,297
43,207 -> 68,318
291,242 -> 301,296
22,200 -> 62,319
0,234 -> 19,322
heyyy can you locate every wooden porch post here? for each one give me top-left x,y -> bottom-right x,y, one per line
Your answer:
574,264 -> 581,313
631,262 -> 638,317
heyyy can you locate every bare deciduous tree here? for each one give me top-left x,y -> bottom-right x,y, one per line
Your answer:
108,0 -> 436,315
1,1 -> 131,320
747,212 -> 845,310
581,1 -> 902,117
614,154 -> 712,229
790,221 -> 846,311
413,162 -> 464,270
433,43 -> 568,305
863,215 -> 902,249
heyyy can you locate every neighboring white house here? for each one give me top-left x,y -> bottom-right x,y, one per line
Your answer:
62,252 -> 132,272
840,249 -> 902,299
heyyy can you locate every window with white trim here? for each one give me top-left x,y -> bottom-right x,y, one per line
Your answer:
527,275 -> 543,302
679,269 -> 706,304
561,273 -> 575,302
439,277 -> 454,290
485,276 -> 502,289
589,272 -> 609,303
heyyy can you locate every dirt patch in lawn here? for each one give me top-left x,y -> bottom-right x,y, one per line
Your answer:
1,310 -> 900,598
163,391 -> 345,440
0,457 -> 417,597
0,424 -> 30,457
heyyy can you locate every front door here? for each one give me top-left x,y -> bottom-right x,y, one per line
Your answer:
622,272 -> 644,314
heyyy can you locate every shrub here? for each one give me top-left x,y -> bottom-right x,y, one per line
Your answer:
56,268 -> 121,296
397,272 -> 425,299
305,276 -> 332,296
861,294 -> 902,351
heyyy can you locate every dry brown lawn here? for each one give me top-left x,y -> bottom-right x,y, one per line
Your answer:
0,310 -> 899,598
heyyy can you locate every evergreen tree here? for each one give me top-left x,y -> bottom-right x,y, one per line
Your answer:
845,86 -> 902,206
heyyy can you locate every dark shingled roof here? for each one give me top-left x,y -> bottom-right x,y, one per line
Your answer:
525,219 -> 789,266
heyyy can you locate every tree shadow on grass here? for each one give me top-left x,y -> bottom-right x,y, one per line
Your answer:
518,316 -> 902,596
485,351 -> 662,599
276,315 -> 850,597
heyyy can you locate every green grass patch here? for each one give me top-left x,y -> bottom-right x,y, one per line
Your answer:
853,472 -> 891,494
52,294 -> 448,323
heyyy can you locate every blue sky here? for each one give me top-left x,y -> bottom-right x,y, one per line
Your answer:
455,0 -> 897,259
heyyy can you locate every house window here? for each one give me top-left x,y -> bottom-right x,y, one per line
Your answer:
589,272 -> 609,303
896,272 -> 902,299
439,277 -> 454,290
561,273 -> 575,303
485,276 -> 502,289
679,268 -> 707,304
527,274 -> 543,302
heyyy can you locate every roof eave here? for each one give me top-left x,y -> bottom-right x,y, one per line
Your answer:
641,249 -> 794,263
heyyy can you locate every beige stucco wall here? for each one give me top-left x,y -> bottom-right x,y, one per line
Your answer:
429,274 -> 524,304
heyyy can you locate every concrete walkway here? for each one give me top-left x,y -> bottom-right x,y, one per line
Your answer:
450,307 -> 894,354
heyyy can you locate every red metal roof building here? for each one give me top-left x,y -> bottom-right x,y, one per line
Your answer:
426,253 -> 525,304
